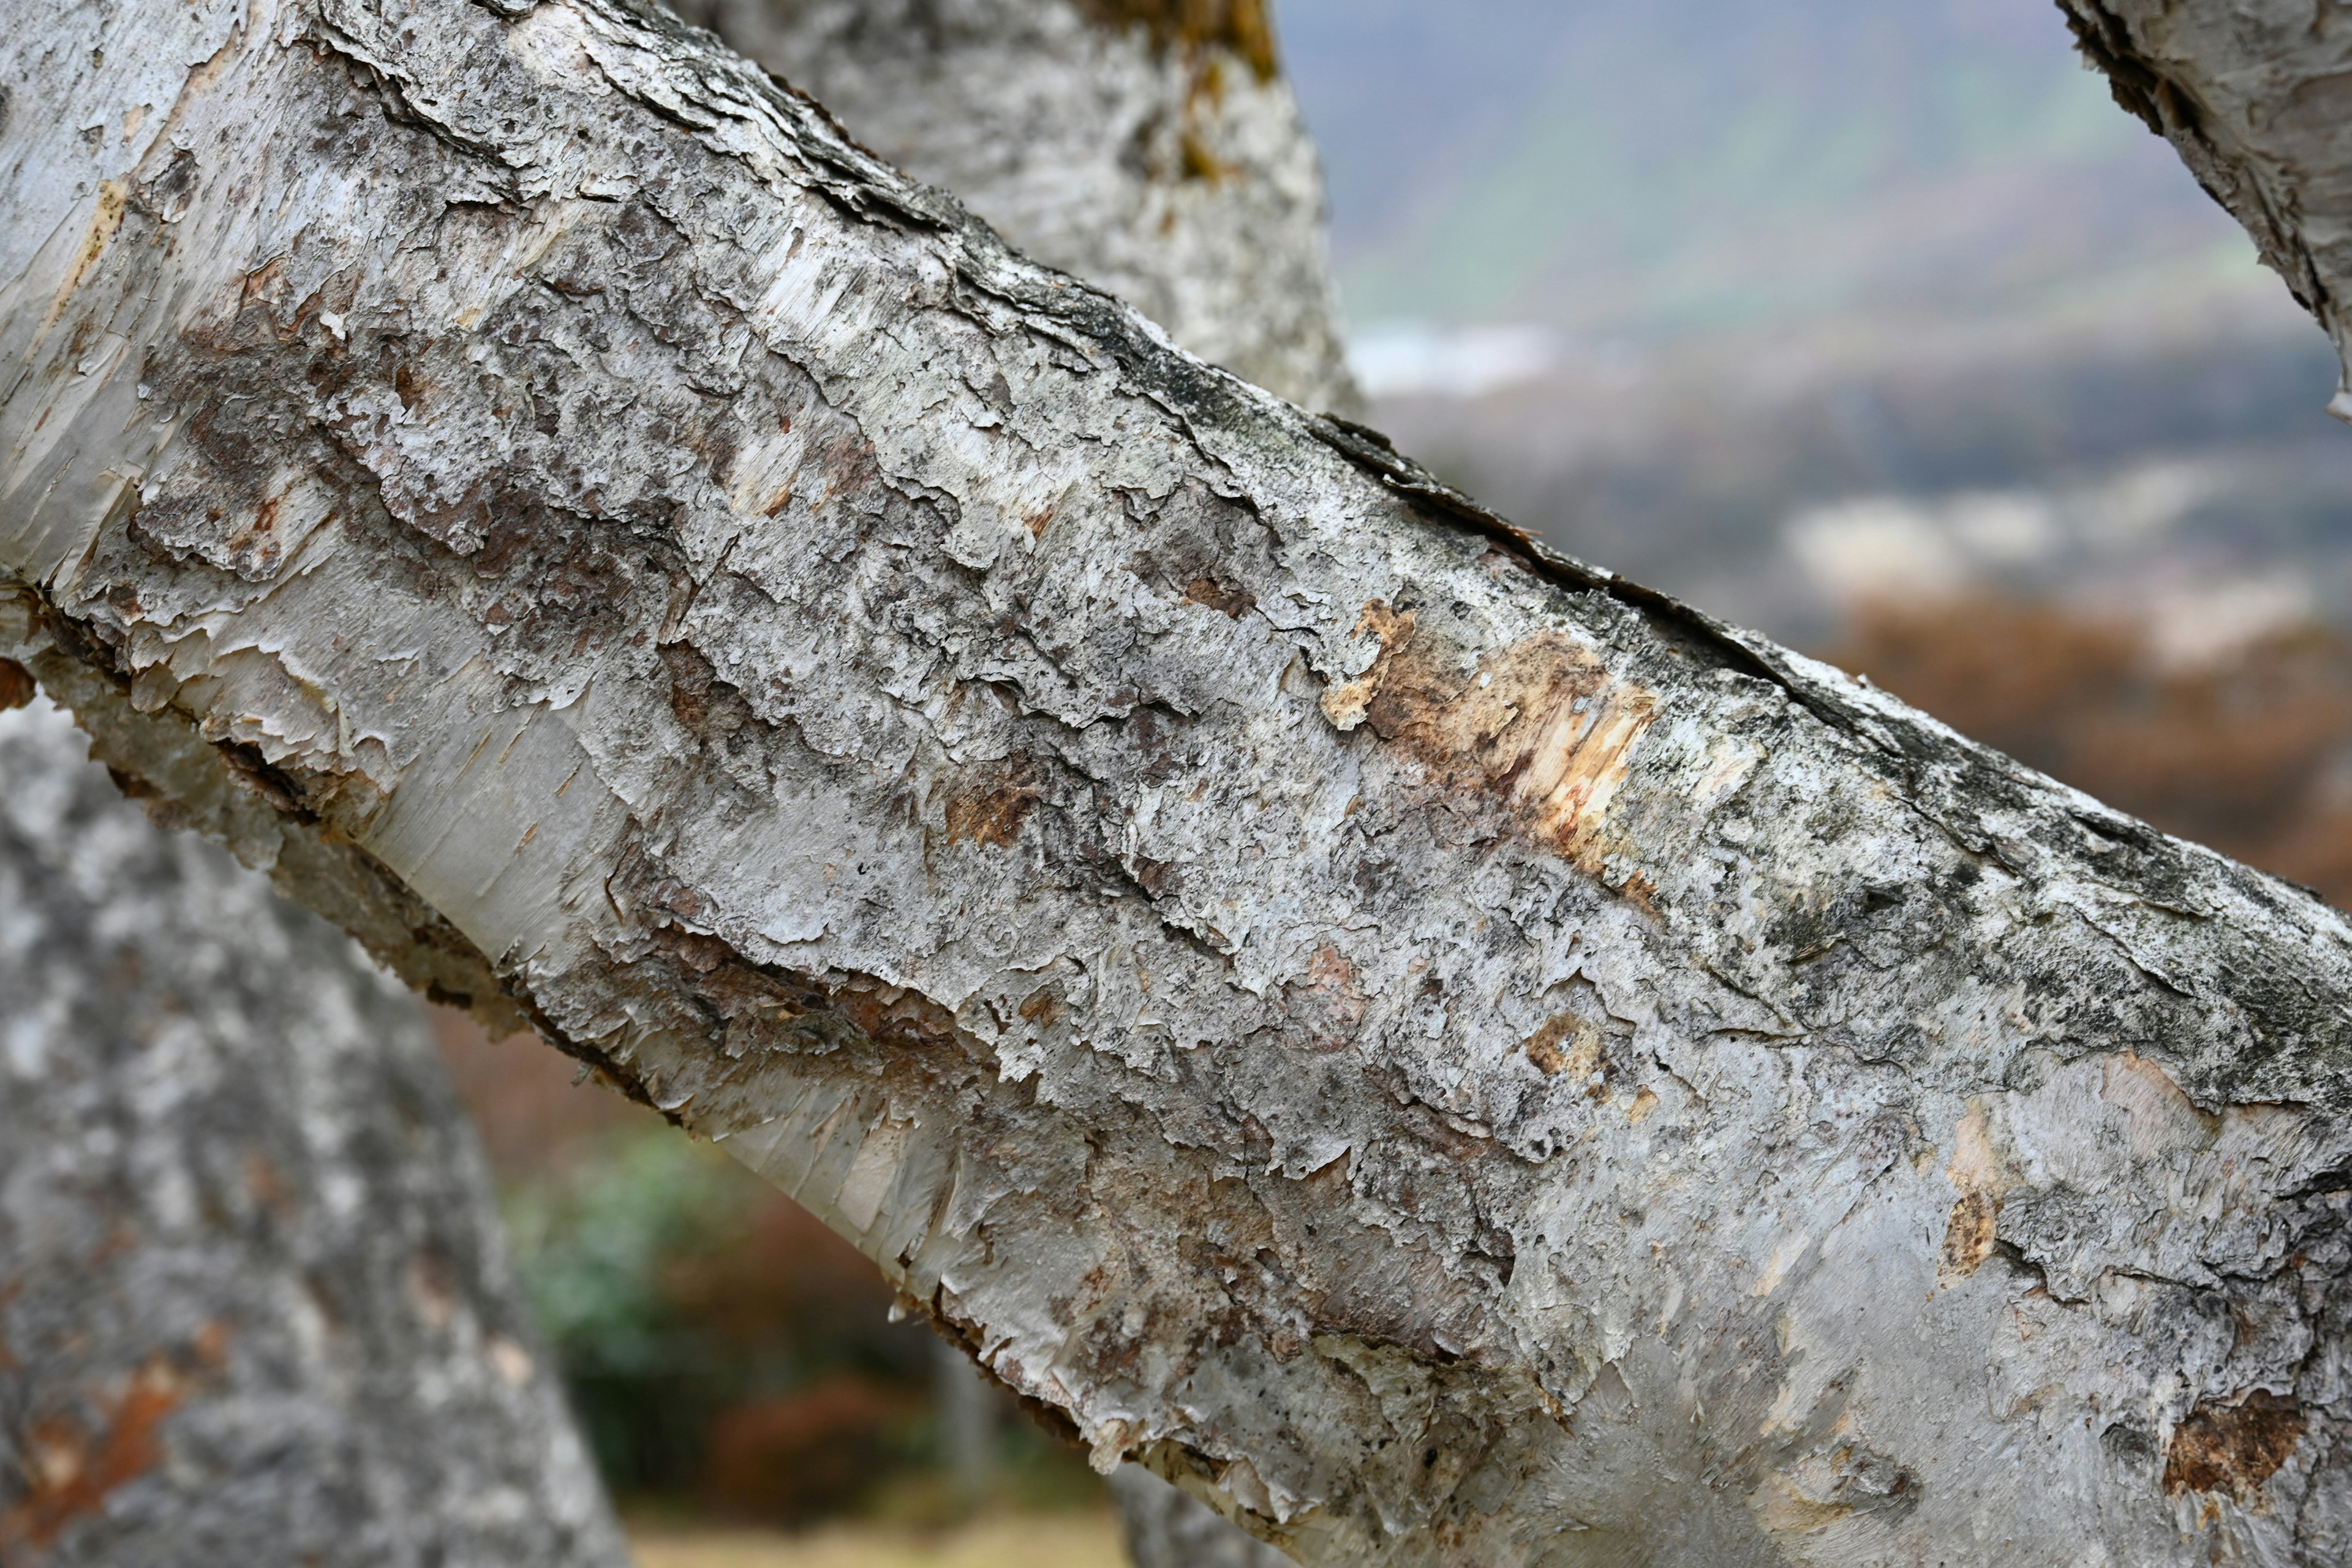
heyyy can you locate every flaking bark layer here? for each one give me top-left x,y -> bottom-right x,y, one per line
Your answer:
664,0 -> 1355,410
9,0 -> 2352,1560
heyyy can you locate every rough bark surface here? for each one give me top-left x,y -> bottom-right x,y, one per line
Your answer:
9,0 -> 2352,1562
660,0 -> 1357,412
654,6 -> 1351,1555
0,698 -> 627,1568
2060,0 -> 2352,419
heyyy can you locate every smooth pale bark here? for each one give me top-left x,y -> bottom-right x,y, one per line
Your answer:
2060,1 -> 2352,422
663,0 -> 1358,412
0,696 -> 627,1567
7,1 -> 2352,1563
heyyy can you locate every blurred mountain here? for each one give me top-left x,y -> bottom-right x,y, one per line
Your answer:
1280,0 -> 2261,341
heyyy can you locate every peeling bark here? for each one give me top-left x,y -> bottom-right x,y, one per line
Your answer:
0,699 -> 627,1567
9,0 -> 2352,1561
2060,0 -> 2352,420
657,5 -> 1357,1552
661,0 -> 1359,411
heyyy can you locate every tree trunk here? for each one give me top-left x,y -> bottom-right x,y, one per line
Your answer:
663,0 -> 1359,413
8,1 -> 2352,1561
1112,1466 -> 1292,1568
0,696 -> 628,1568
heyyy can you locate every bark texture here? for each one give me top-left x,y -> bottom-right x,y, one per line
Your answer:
1113,1466 -> 1294,1568
660,0 -> 1359,412
658,5 -> 1356,1553
9,0 -> 2352,1562
2061,0 -> 2352,420
0,698 -> 627,1567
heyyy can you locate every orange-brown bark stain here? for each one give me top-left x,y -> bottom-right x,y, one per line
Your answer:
1077,0 -> 1279,80
941,775 -> 1042,849
1328,603 -> 1659,881
1938,1190 -> 1999,1283
2162,1392 -> 2305,1499
0,1354 -> 186,1551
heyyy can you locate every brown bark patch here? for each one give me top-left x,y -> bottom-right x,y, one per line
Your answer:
1280,944 -> 1369,1050
1523,1012 -> 1602,1079
2163,1393 -> 2305,1500
1939,1100 -> 2010,1286
1076,0 -> 1278,80
1017,984 -> 1065,1028
1327,603 -> 1659,877
1937,1190 -> 1999,1284
941,769 -> 1042,849
826,973 -> 973,1061
1182,575 -> 1255,617
0,1355 -> 183,1550
0,658 -> 34,710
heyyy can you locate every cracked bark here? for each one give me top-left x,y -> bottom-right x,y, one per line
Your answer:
9,0 -> 2352,1561
660,0 -> 1359,413
0,697 -> 628,1567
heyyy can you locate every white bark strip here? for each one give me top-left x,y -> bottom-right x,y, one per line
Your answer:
7,1 -> 2352,1561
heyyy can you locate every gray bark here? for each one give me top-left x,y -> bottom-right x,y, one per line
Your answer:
662,0 -> 1359,413
8,0 -> 2352,1562
1112,1466 -> 1292,1568
0,696 -> 628,1567
665,6 -> 1357,1554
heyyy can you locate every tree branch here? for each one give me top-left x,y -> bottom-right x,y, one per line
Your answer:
8,0 -> 2352,1558
2061,0 -> 2352,420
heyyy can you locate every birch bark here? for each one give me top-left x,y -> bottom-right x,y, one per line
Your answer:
662,0 -> 1359,412
8,0 -> 2352,1562
662,3 -> 1356,1550
0,697 -> 627,1568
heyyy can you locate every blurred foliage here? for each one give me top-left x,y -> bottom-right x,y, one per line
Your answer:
432,1023 -> 1102,1527
503,1128 -> 930,1513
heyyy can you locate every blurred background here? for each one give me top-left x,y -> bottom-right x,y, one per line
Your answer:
443,1 -> 2352,1562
